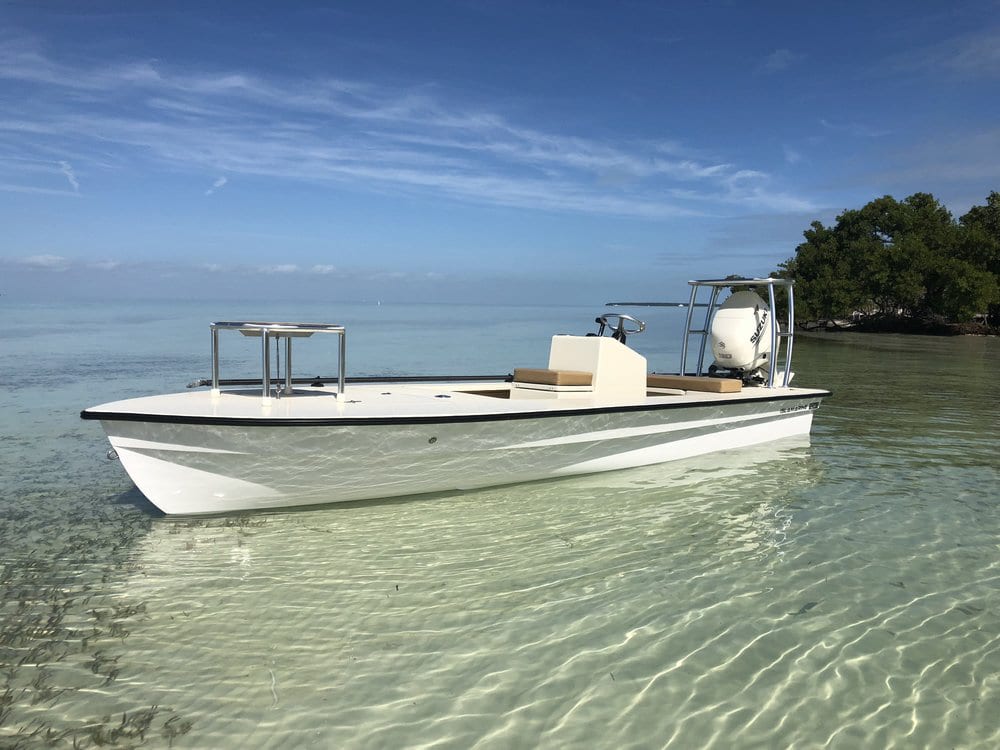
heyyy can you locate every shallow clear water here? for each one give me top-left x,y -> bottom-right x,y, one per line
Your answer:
1,302 -> 997,748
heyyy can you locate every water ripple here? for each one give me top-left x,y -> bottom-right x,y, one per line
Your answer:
1,314 -> 998,748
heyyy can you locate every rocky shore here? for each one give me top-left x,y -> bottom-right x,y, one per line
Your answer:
802,316 -> 999,336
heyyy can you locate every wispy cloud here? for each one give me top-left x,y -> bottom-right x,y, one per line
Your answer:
758,48 -> 800,74
717,170 -> 813,212
2,254 -> 299,277
205,176 -> 227,196
892,28 -> 1000,78
940,30 -> 1000,76
14,254 -> 72,271
310,264 -> 338,274
58,160 -> 79,192
0,37 -> 815,217
869,126 -> 1000,185
0,155 -> 83,195
4,254 -> 122,272
0,182 -> 80,196
819,118 -> 891,139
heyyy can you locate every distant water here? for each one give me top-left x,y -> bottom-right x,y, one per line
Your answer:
1,300 -> 997,748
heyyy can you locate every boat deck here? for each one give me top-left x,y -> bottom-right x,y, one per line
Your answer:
82,379 -> 830,425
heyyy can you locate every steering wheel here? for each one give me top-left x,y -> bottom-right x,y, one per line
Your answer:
594,313 -> 645,342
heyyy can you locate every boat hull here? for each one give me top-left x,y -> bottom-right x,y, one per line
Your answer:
97,394 -> 822,514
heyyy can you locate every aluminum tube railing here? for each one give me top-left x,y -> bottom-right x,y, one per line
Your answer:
209,321 -> 347,403
767,282 -> 778,387
681,277 -> 796,388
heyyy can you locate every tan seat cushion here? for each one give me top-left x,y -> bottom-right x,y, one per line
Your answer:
513,368 -> 593,386
647,374 -> 742,393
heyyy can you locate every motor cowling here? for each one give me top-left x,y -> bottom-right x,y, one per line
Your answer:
709,290 -> 772,377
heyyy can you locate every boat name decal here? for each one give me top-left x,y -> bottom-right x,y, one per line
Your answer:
780,401 -> 820,414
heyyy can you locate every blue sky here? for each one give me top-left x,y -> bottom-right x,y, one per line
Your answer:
2,1 -> 999,303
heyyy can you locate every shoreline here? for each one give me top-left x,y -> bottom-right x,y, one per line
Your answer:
801,318 -> 998,337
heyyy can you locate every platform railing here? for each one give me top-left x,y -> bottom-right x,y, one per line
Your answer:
210,321 -> 346,404
680,278 -> 795,388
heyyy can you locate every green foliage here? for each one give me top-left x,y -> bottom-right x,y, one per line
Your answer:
959,191 -> 1000,324
779,191 -> 1000,324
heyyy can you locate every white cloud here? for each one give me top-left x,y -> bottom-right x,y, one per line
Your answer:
310,264 -> 337,274
257,264 -> 298,273
16,254 -> 72,271
0,182 -> 80,196
783,146 -> 802,165
0,37 -> 817,217
205,176 -> 227,195
89,260 -> 120,270
58,160 -> 79,192
0,154 -> 84,196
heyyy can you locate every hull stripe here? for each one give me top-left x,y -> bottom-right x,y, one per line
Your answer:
495,408 -> 789,450
82,390 -> 830,427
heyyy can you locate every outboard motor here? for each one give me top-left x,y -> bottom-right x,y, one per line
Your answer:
709,290 -> 772,383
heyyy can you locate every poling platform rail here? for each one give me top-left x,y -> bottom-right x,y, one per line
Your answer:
210,321 -> 346,404
679,278 -> 795,388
